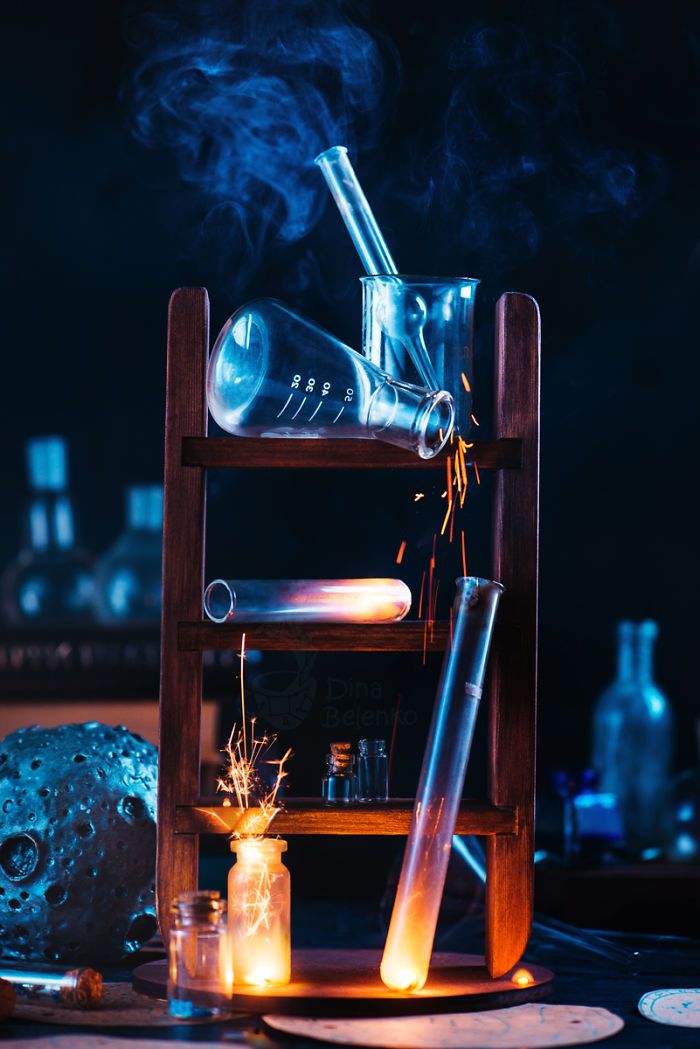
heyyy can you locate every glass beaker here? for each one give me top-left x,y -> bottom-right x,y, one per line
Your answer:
168,890 -> 230,1018
228,838 -> 291,987
203,578 -> 411,624
361,277 -> 478,436
206,300 -> 453,459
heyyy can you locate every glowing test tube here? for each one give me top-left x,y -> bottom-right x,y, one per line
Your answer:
204,578 -> 411,624
315,146 -> 440,392
380,577 -> 503,992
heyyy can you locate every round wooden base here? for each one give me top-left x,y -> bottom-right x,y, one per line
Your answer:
132,949 -> 553,1017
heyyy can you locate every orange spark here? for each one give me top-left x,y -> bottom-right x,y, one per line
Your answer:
414,492 -> 425,502
395,539 -> 407,565
461,372 -> 471,393
474,461 -> 481,485
417,570 -> 426,618
471,413 -> 480,427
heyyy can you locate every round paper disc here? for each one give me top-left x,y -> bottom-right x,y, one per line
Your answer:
638,988 -> 700,1027
264,1002 -> 624,1048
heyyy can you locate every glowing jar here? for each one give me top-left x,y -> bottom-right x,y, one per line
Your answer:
228,838 -> 291,988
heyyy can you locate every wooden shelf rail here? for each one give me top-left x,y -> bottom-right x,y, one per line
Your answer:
182,436 -> 521,471
176,798 -> 518,837
178,619 -> 520,654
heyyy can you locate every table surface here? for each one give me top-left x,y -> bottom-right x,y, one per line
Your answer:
4,917 -> 700,1048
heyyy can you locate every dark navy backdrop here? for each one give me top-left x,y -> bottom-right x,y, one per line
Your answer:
2,1 -> 699,796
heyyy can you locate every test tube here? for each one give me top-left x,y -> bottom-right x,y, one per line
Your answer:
380,576 -> 503,992
203,578 -> 412,624
315,146 -> 440,392
0,962 -> 103,1007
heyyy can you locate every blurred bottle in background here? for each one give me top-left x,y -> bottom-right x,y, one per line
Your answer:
592,620 -> 673,857
94,485 -> 163,624
1,437 -> 95,625
668,719 -> 700,862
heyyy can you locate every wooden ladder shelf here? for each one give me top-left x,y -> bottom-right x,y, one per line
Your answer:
157,287 -> 540,979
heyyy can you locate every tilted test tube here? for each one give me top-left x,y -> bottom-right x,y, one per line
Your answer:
380,576 -> 503,992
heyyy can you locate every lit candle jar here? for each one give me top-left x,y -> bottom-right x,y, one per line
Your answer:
228,838 -> 291,988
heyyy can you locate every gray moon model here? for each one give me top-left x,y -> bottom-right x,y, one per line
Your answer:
0,722 -> 158,964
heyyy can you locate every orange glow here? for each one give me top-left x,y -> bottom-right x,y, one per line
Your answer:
395,539 -> 407,565
474,461 -> 481,485
461,372 -> 471,393
512,968 -> 534,987
222,798 -> 232,808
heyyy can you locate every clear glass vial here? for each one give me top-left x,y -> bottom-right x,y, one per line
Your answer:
358,739 -> 389,801
168,890 -> 230,1018
322,742 -> 358,802
228,838 -> 291,987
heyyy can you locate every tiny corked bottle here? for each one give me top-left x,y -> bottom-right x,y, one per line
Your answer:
592,620 -> 673,856
322,742 -> 357,802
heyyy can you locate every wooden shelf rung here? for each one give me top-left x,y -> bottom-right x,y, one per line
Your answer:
175,798 -> 518,837
178,620 -> 518,653
182,436 -> 521,471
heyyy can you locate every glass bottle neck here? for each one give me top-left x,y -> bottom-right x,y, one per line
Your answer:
25,494 -> 76,553
617,625 -> 655,684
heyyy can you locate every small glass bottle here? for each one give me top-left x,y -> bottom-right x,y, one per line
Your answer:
357,739 -> 389,801
1,436 -> 95,624
228,838 -> 291,987
168,890 -> 230,1018
321,742 -> 357,802
592,620 -> 673,856
94,485 -> 163,623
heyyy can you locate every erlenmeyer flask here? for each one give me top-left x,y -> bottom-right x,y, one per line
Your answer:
206,300 -> 454,459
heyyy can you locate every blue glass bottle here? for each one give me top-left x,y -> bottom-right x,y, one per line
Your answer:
94,486 -> 163,624
1,437 -> 95,624
592,621 -> 673,856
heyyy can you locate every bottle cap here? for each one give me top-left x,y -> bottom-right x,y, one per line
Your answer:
26,437 -> 67,491
127,485 -> 163,530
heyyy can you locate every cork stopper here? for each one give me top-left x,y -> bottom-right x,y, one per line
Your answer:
61,968 -> 103,1008
328,742 -> 354,773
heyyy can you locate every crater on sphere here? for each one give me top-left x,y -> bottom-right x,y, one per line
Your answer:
124,912 -> 157,952
119,795 -> 146,822
0,833 -> 39,881
45,883 -> 67,907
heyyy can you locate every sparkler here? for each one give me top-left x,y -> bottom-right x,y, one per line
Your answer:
219,638 -> 293,988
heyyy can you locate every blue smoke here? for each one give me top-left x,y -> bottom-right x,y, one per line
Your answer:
390,15 -> 666,274
124,1 -> 394,282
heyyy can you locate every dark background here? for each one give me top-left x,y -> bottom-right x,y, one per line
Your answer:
1,0 -> 699,840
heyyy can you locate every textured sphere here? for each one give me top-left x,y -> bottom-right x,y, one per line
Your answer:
0,722 -> 158,964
